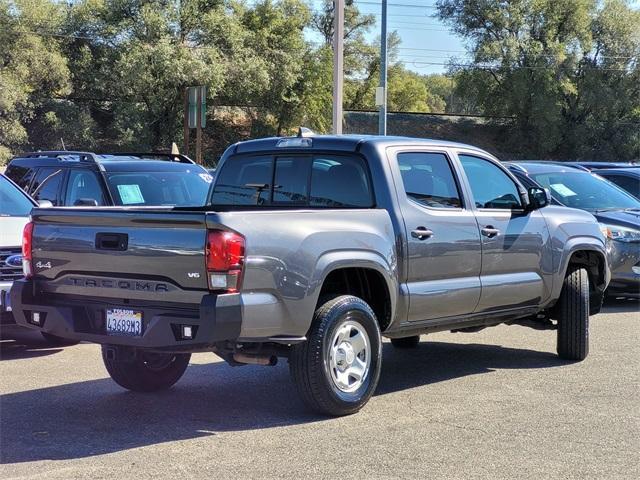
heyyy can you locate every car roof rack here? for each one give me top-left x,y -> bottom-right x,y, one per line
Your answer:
15,151 -> 196,165
102,152 -> 196,164
16,151 -> 100,163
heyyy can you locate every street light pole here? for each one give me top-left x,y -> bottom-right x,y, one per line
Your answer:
378,0 -> 388,135
333,0 -> 344,134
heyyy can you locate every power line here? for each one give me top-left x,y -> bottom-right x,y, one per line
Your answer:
406,61 -> 635,71
354,1 -> 438,9
13,29 -> 639,62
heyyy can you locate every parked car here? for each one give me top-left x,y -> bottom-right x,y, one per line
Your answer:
0,173 -> 77,345
12,135 -> 609,415
5,151 -> 212,207
566,161 -> 637,171
595,168 -> 640,200
0,174 -> 32,327
508,162 -> 640,296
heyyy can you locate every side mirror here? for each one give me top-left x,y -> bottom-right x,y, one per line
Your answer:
73,198 -> 99,207
527,187 -> 550,210
37,200 -> 53,208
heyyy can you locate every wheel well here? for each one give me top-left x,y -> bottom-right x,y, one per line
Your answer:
566,250 -> 606,313
567,250 -> 606,291
318,268 -> 392,331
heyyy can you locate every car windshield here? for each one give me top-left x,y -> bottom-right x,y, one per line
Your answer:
105,170 -> 213,207
0,175 -> 34,216
529,171 -> 640,211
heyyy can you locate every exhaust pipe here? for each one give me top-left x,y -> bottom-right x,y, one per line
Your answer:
233,353 -> 278,366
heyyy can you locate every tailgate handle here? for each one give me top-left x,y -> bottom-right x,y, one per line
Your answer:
95,233 -> 128,251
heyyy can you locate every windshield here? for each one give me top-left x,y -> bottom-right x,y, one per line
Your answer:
529,171 -> 640,211
0,175 -> 34,216
105,170 -> 213,207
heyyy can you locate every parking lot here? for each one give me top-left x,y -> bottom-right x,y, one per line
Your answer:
0,299 -> 637,479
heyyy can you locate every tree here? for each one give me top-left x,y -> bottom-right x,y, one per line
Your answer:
0,0 -> 71,163
436,0 -> 640,160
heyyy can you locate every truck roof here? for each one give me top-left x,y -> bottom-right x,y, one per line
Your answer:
228,134 -> 489,156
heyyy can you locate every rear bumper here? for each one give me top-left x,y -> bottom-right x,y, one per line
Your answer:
9,279 -> 242,352
0,281 -> 16,325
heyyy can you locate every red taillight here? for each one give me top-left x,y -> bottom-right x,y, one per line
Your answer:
22,222 -> 34,278
205,230 -> 245,292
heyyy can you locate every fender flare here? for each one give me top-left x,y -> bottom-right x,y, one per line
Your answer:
307,249 -> 399,325
550,238 -> 609,302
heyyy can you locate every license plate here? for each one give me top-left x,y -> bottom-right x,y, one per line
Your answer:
106,308 -> 143,336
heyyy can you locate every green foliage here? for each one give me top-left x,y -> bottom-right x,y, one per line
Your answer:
437,0 -> 640,160
1,0 -> 637,164
0,0 -> 71,163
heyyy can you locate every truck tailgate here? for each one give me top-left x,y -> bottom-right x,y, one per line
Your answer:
30,208 -> 210,304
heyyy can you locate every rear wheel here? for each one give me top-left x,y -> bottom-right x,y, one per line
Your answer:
101,346 -> 191,392
390,335 -> 420,349
556,267 -> 589,361
289,295 -> 382,416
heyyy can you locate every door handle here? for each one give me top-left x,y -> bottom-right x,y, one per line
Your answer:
411,227 -> 434,240
481,226 -> 500,238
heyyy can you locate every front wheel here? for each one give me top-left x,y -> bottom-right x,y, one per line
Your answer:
289,295 -> 382,416
556,267 -> 589,361
101,346 -> 191,392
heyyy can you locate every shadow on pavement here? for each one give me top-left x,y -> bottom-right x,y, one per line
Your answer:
601,296 -> 640,314
0,327 -> 64,361
1,341 -> 565,464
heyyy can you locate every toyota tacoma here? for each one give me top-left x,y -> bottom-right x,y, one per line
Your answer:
11,134 -> 610,415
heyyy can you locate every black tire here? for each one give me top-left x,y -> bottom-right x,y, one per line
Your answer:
101,346 -> 191,392
41,332 -> 80,346
289,295 -> 382,416
390,335 -> 420,349
556,267 -> 589,361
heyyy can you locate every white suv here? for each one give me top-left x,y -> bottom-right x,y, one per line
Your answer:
0,173 -> 33,324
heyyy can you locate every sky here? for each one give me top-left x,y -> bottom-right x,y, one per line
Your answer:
306,0 -> 467,75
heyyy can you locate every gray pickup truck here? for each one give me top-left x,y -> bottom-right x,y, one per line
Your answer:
11,135 -> 610,416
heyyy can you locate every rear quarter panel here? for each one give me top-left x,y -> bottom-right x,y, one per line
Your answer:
207,209 -> 398,339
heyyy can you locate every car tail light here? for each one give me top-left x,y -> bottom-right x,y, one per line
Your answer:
22,221 -> 34,278
205,230 -> 245,292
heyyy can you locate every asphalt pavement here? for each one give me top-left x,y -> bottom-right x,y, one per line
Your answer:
1,298 -> 638,479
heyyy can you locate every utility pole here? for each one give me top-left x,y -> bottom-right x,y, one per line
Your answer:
183,88 -> 190,155
196,86 -> 203,164
332,0 -> 344,134
377,0 -> 388,135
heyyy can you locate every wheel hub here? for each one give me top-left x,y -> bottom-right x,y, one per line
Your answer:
328,320 -> 371,393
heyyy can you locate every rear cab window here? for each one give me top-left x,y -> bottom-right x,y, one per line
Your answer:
210,154 -> 374,208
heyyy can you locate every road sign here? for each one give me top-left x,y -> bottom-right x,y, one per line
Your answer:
187,86 -> 206,129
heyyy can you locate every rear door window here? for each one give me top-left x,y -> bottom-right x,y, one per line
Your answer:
30,168 -> 65,206
5,164 -> 35,191
397,152 -> 462,208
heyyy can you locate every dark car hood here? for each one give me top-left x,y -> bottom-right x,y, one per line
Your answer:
593,209 -> 640,229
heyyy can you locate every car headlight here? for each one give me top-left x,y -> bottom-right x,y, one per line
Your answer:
599,224 -> 640,243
